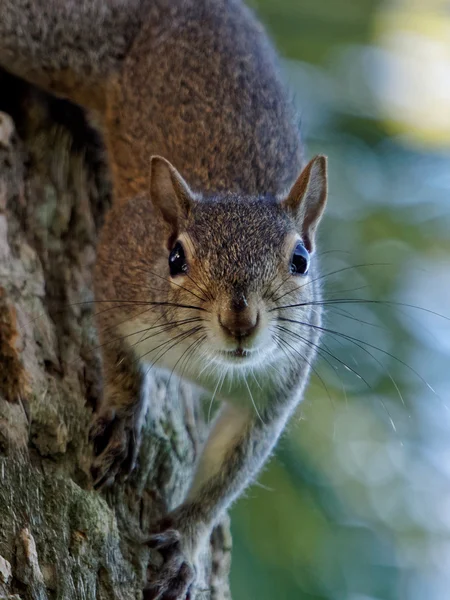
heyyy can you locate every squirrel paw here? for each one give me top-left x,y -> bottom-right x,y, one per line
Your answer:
89,408 -> 141,489
144,529 -> 196,600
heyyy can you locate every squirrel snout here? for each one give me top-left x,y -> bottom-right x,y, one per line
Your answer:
218,308 -> 259,341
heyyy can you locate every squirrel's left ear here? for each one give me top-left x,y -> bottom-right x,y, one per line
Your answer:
281,155 -> 327,253
150,156 -> 194,234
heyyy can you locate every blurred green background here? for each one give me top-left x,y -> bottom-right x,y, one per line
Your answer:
230,1 -> 450,598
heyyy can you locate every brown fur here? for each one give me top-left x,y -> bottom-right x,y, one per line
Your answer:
0,2 -> 328,597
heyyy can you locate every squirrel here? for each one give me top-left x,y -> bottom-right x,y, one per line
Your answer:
0,0 -> 328,598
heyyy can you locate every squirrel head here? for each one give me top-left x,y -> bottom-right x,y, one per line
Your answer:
146,154 -> 328,371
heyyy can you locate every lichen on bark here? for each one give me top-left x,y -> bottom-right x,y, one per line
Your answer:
0,70 -> 231,600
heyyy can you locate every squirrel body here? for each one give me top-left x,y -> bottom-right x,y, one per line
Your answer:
0,1 -> 328,597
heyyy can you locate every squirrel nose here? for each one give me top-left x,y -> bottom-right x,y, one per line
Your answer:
219,301 -> 259,340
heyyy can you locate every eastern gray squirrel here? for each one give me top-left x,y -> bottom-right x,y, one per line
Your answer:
0,1 -> 328,598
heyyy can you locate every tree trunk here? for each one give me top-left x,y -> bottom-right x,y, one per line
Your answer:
0,71 -> 231,600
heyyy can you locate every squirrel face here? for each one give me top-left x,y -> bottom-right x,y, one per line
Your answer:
169,202 -> 311,368
143,155 -> 328,373
95,155 -> 327,382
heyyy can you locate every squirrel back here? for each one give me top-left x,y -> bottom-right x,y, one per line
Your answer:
107,0 -> 303,201
0,0 -> 303,203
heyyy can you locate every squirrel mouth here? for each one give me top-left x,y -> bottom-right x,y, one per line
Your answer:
215,346 -> 264,366
222,347 -> 251,359
231,348 -> 249,358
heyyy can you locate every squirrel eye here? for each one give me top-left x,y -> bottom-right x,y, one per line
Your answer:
290,242 -> 309,275
169,241 -> 188,277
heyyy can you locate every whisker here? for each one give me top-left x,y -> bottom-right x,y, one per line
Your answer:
141,326 -> 204,378
317,324 -> 407,411
242,374 -> 265,425
271,263 -> 391,305
208,369 -> 227,424
176,334 -> 207,400
275,324 -> 371,390
95,304 -> 166,340
92,302 -> 153,320
186,272 -> 214,303
167,334 -> 207,389
277,316 -> 438,400
103,325 -> 204,393
126,319 -> 202,353
88,317 -> 201,356
64,316 -> 203,373
322,329 -> 404,424
275,323 -> 402,429
96,254 -> 208,304
263,271 -> 291,303
93,301 -> 205,364
21,297 -> 210,336
272,298 -> 450,322
320,338 -> 350,408
326,284 -> 370,297
275,326 -> 352,407
133,321 -> 202,363
325,306 -> 384,331
274,332 -> 333,407
133,263 -> 209,304
317,249 -> 352,257
250,369 -> 262,391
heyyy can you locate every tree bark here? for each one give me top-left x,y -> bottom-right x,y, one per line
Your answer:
0,71 -> 231,600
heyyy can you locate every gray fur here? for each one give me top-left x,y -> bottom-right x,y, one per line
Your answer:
0,1 -> 328,598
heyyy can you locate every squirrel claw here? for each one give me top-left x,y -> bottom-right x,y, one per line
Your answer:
144,529 -> 196,600
89,410 -> 141,489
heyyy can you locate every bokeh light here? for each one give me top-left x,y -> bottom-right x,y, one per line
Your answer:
231,1 -> 450,598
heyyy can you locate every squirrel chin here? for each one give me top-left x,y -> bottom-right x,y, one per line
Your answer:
211,346 -> 273,368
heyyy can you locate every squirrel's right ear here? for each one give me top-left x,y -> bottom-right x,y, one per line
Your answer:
281,155 -> 328,254
150,156 -> 194,233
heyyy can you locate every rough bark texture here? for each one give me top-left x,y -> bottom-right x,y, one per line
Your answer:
0,71 -> 231,600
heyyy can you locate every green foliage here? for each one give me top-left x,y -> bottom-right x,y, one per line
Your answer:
231,1 -> 450,598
